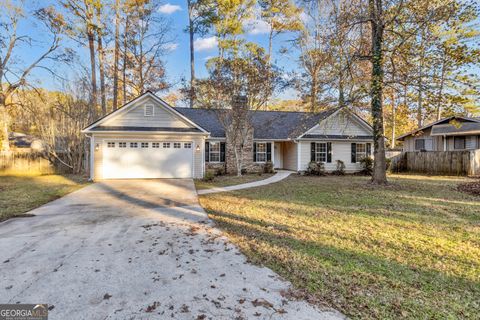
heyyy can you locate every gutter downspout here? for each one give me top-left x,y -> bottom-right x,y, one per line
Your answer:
443,135 -> 447,151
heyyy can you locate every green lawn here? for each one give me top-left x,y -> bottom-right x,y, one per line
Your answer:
195,173 -> 274,190
0,174 -> 89,221
198,174 -> 480,319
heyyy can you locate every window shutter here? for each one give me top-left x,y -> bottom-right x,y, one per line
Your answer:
311,142 -> 315,162
327,142 -> 332,163
220,142 -> 226,162
351,143 -> 357,163
253,142 -> 257,162
266,143 -> 272,161
205,142 -> 210,163
366,143 -> 372,157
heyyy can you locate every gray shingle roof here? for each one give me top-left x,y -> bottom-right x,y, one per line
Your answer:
431,122 -> 480,135
176,107 -> 338,139
91,126 -> 202,132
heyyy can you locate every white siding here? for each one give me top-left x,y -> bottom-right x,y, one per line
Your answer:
298,141 -> 365,172
102,96 -> 192,128
92,134 -> 205,180
307,110 -> 372,136
402,128 -> 443,152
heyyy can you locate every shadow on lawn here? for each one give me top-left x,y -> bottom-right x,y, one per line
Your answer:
207,208 -> 480,318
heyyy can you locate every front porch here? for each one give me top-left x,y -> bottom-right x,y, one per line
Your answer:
271,141 -> 298,171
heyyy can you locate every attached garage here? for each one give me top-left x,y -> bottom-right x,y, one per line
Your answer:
102,140 -> 194,179
82,92 -> 209,180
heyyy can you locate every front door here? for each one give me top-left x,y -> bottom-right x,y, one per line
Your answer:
274,142 -> 283,169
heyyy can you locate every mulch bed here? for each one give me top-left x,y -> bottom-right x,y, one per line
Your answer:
457,180 -> 480,196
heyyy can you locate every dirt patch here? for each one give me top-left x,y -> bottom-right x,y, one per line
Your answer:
458,180 -> 480,196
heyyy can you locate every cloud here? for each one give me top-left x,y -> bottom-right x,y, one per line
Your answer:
194,36 -> 218,51
158,3 -> 182,14
163,43 -> 179,52
244,19 -> 271,35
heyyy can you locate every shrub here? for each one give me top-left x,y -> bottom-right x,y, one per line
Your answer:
306,161 -> 326,176
214,167 -> 225,176
359,157 -> 373,175
203,170 -> 215,181
263,161 -> 274,174
333,160 -> 345,175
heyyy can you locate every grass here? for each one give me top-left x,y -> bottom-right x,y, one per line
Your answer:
194,173 -> 274,190
0,173 -> 89,221
198,174 -> 480,319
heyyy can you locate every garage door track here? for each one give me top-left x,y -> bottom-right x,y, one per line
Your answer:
0,179 -> 343,319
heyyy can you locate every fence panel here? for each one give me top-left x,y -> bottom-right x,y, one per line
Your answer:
0,151 -> 55,175
390,151 -> 479,176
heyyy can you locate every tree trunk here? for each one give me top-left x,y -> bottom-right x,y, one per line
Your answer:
96,21 -> 107,115
87,27 -> 97,121
369,0 -> 387,184
436,51 -> 447,120
113,0 -> 120,111
122,16 -> 129,104
310,72 -> 317,112
188,0 -> 195,108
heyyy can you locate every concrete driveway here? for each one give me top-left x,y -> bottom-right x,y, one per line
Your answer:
0,179 -> 343,320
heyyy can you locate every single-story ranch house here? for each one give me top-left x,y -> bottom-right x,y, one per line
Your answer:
397,116 -> 480,152
82,91 -> 374,180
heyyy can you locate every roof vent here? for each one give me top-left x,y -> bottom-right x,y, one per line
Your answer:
144,104 -> 154,117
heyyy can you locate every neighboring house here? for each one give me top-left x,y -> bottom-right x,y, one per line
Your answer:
8,132 -> 45,151
397,116 -> 480,152
82,91 -> 374,180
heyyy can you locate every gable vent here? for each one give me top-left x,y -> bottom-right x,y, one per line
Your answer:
144,104 -> 154,117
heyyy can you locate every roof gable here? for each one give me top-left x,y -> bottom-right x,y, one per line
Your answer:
82,92 -> 208,133
299,108 -> 373,138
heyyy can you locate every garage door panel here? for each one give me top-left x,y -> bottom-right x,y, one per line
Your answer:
103,141 -> 193,179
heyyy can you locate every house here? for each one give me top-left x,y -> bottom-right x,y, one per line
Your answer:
397,116 -> 480,152
82,91 -> 374,180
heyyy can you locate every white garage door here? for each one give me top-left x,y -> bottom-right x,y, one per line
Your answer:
103,140 -> 193,179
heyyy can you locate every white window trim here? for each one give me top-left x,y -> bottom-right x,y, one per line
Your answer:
255,142 -> 267,163
209,141 -> 221,163
144,104 -> 154,117
356,143 -> 366,162
315,142 -> 327,162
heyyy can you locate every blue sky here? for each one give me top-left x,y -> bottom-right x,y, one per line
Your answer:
13,0 -> 301,100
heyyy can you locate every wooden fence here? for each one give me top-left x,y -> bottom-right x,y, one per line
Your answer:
0,151 -> 56,175
390,150 -> 480,176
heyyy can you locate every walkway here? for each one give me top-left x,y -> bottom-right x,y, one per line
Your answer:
198,170 -> 293,195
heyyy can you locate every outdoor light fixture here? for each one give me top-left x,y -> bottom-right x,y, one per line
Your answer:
95,143 -> 100,151
196,145 -> 200,151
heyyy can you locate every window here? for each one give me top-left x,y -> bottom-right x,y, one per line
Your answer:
152,142 -> 160,148
184,142 -> 192,149
130,142 -> 138,148
415,139 -> 425,151
174,142 -> 181,149
315,143 -> 327,162
454,136 -> 466,150
256,142 -> 266,162
141,142 -> 149,148
209,141 -> 221,162
107,142 -> 115,148
144,104 -> 154,117
163,142 -> 170,148
356,143 -> 366,162
119,142 -> 126,148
